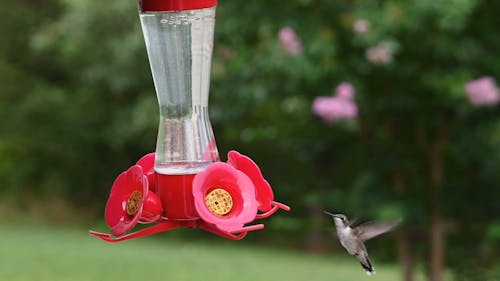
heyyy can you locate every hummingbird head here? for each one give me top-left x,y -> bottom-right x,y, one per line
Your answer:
324,211 -> 348,227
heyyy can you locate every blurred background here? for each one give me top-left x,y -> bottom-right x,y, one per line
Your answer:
1,0 -> 499,280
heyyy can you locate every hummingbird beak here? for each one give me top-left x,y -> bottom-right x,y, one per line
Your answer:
323,211 -> 341,218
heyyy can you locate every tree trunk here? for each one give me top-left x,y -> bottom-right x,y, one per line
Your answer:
392,169 -> 415,281
305,204 -> 327,253
427,119 -> 448,281
385,113 -> 416,281
429,210 -> 445,281
396,230 -> 415,281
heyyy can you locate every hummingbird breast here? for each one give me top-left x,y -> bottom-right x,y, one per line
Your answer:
337,227 -> 359,255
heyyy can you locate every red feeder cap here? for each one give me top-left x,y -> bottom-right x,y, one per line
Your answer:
140,0 -> 217,12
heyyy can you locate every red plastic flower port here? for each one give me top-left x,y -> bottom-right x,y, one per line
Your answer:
105,165 -> 163,236
192,162 -> 258,233
227,150 -> 290,218
91,150 -> 290,242
136,153 -> 157,192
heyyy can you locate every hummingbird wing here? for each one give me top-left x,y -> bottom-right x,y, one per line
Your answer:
354,220 -> 401,241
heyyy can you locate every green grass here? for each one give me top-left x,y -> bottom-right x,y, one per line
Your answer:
0,223 -> 414,281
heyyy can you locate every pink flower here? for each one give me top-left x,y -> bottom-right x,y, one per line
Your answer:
312,82 -> 358,123
105,165 -> 163,236
192,162 -> 258,233
335,82 -> 355,101
353,19 -> 370,34
465,76 -> 500,106
313,97 -> 358,123
278,27 -> 303,55
366,41 -> 393,65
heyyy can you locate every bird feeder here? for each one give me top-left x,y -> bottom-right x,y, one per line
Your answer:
89,0 -> 290,242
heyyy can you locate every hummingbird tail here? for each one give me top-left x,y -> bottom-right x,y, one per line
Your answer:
359,254 -> 376,275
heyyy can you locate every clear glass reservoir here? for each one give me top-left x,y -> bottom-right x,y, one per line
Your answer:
140,7 -> 219,175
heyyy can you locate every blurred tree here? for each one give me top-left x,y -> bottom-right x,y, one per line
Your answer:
336,2 -> 500,281
0,0 -> 157,207
211,1 -> 500,281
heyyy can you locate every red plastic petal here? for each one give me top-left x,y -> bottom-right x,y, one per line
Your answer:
136,153 -> 157,192
192,162 -> 258,232
227,150 -> 274,212
105,165 -> 147,236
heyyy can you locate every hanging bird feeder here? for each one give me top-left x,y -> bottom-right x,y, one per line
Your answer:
89,0 -> 290,242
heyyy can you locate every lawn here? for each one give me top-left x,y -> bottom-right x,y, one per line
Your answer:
0,223 -> 416,281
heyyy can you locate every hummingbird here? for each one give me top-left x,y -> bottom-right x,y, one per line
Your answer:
324,211 -> 400,275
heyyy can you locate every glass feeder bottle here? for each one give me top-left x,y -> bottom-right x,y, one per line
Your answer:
139,0 -> 219,219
